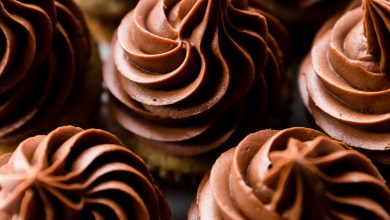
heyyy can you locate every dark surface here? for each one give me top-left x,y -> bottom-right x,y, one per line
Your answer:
159,179 -> 198,220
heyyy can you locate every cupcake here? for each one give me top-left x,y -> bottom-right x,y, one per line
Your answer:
0,126 -> 171,219
103,0 -> 289,177
0,0 -> 101,150
252,0 -> 354,54
298,0 -> 390,180
189,127 -> 390,219
74,0 -> 138,43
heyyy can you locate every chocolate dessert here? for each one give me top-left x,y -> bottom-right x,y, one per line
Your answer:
299,0 -> 390,177
0,126 -> 171,219
103,0 -> 289,175
0,0 -> 101,148
189,127 -> 390,219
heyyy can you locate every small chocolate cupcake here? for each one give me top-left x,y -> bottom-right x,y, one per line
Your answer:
0,0 -> 102,151
74,0 -> 138,43
103,0 -> 290,178
299,0 -> 390,181
0,126 -> 171,219
189,127 -> 390,219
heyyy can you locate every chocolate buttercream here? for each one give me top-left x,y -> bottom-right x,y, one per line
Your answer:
104,0 -> 288,156
364,0 -> 390,73
0,0 -> 90,143
299,0 -> 390,153
189,128 -> 390,220
0,126 -> 171,220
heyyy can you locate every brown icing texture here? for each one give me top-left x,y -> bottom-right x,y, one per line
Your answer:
299,0 -> 390,152
189,128 -> 390,220
0,126 -> 171,220
364,0 -> 390,73
104,0 -> 288,156
0,0 -> 90,143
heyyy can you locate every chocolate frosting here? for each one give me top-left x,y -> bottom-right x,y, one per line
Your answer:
299,0 -> 390,152
0,0 -> 90,143
364,0 -> 390,73
0,126 -> 171,220
104,0 -> 288,156
189,128 -> 390,220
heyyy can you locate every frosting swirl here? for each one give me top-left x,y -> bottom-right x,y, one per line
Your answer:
364,0 -> 390,73
0,0 -> 90,143
299,0 -> 390,152
0,126 -> 171,220
189,128 -> 390,219
104,0 -> 288,155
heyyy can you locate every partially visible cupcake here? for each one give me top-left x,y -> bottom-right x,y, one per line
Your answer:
252,0 -> 354,54
74,0 -> 138,43
0,126 -> 171,219
189,127 -> 390,219
103,0 -> 290,177
0,0 -> 102,151
299,0 -> 390,180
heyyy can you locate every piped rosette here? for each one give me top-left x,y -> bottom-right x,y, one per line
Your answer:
0,126 -> 171,220
189,128 -> 390,219
104,0 -> 288,157
0,0 -> 90,143
299,0 -> 390,161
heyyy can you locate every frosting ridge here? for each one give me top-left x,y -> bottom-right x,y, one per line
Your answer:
363,0 -> 390,73
0,0 -> 90,143
189,128 -> 390,219
0,126 -> 171,220
299,0 -> 390,151
104,0 -> 288,155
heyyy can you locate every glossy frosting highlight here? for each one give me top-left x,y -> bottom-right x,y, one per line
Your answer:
364,0 -> 390,73
299,0 -> 390,151
0,0 -> 90,143
104,0 -> 287,155
0,126 -> 171,220
189,128 -> 390,220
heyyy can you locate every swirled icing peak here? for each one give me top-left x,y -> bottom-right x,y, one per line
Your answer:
298,0 -> 390,152
104,0 -> 288,156
0,126 -> 171,220
189,128 -> 390,220
363,0 -> 390,73
0,0 -> 91,143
